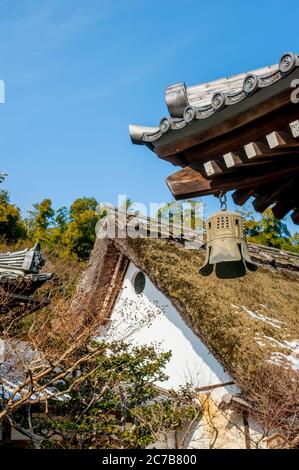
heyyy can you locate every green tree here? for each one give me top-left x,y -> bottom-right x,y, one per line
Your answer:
70,197 -> 97,219
0,190 -> 27,242
158,200 -> 203,231
290,232 -> 299,249
61,197 -> 99,260
120,197 -> 133,210
242,207 -> 297,252
39,206 -> 70,257
119,197 -> 140,215
55,206 -> 69,233
23,342 -> 200,449
29,198 -> 55,242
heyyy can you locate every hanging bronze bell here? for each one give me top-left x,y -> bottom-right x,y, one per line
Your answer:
199,211 -> 257,279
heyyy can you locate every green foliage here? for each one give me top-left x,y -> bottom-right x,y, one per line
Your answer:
2,190 -> 297,261
0,190 -> 27,242
0,191 -> 99,260
29,198 -> 55,243
158,199 -> 203,231
120,197 -> 134,211
21,197 -> 99,260
29,342 -> 200,449
55,206 -> 69,232
70,197 -> 97,219
241,207 -> 298,252
61,197 -> 99,260
290,232 -> 299,248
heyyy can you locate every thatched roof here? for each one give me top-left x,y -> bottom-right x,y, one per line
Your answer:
73,226 -> 299,382
119,238 -> 299,379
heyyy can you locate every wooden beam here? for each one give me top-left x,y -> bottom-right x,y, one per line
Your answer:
223,151 -> 244,168
232,187 -> 256,206
232,182 -> 279,207
243,140 -> 299,159
203,159 -> 226,177
186,125 -> 299,174
271,181 -> 298,218
244,141 -> 269,159
289,119 -> 299,138
194,381 -> 235,393
182,103 -> 298,165
266,130 -> 298,149
221,151 -> 299,172
166,167 -> 214,199
168,158 -> 299,200
253,193 -> 276,213
183,106 -> 299,166
291,209 -> 299,224
272,199 -> 296,219
189,148 -> 299,176
213,160 -> 299,191
237,121 -> 299,161
252,179 -> 295,213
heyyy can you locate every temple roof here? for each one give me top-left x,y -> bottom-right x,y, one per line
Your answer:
129,52 -> 299,146
129,52 -> 299,224
0,243 -> 45,274
0,244 -> 52,313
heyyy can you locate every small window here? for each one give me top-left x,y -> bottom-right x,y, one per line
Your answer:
133,271 -> 146,294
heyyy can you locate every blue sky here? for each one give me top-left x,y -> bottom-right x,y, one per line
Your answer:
0,0 -> 298,232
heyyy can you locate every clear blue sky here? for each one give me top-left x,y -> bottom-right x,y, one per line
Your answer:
0,0 -> 298,232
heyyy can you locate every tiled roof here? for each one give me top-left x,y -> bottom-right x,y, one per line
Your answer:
129,52 -> 299,145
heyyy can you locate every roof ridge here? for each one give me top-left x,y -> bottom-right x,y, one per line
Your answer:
129,52 -> 299,144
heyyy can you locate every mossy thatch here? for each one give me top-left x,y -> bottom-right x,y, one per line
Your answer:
122,238 -> 299,379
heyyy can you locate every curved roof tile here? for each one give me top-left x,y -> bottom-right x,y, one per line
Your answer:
129,52 -> 299,145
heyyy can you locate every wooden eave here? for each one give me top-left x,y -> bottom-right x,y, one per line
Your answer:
130,53 -> 299,222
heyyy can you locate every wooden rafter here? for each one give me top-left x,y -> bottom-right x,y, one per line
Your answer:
252,180 -> 292,213
129,57 -> 299,224
166,121 -> 299,222
291,209 -> 299,224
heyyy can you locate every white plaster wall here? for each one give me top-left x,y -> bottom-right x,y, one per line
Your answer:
100,262 -> 237,403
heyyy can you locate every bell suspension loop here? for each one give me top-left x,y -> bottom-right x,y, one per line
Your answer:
219,192 -> 227,211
